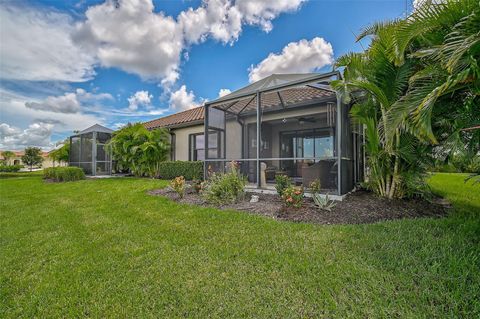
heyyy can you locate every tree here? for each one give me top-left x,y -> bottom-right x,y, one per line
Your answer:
49,142 -> 70,167
106,123 -> 170,177
332,0 -> 479,199
21,147 -> 43,171
1,150 -> 15,165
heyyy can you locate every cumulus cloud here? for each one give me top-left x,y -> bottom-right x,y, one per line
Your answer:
218,88 -> 232,97
236,0 -> 306,32
24,89 -> 113,114
74,0 -> 183,84
0,5 -> 96,82
127,90 -> 153,111
169,85 -> 199,111
248,37 -> 333,82
0,122 -> 54,150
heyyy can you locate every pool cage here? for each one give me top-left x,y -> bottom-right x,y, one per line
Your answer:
69,124 -> 113,176
203,72 -> 365,195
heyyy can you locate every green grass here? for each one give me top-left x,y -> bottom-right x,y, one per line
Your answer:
0,173 -> 479,318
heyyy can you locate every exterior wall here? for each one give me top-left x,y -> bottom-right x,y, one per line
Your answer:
170,124 -> 204,161
1,154 -> 65,168
225,120 -> 242,159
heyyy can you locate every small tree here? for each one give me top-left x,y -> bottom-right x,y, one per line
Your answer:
21,147 -> 43,171
1,150 -> 15,165
49,142 -> 70,167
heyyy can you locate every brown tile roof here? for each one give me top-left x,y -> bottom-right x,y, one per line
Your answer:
144,87 -> 335,130
144,106 -> 204,130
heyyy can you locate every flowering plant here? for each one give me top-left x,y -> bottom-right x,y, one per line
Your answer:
170,176 -> 186,199
281,186 -> 304,208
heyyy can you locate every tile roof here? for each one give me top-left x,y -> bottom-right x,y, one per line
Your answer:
144,86 -> 335,130
143,106 -> 205,130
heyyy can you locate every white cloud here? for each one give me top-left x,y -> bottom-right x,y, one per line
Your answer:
248,37 -> 334,82
169,85 -> 199,111
0,122 -> 54,150
218,88 -> 231,97
413,0 -> 444,9
127,90 -> 153,111
24,89 -> 113,114
178,0 -> 243,44
74,0 -> 183,83
0,5 -> 96,82
0,88 -> 103,136
236,0 -> 306,32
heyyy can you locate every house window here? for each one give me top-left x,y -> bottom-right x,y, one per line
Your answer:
189,132 -> 220,161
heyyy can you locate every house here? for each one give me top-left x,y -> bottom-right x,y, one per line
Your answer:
145,72 -> 364,195
0,150 -> 59,168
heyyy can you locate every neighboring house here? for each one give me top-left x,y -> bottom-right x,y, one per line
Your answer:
0,150 -> 61,168
145,72 -> 365,195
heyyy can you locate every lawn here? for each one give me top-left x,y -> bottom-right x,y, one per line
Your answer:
0,173 -> 479,318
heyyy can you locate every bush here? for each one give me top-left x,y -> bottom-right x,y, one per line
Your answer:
157,161 -> 203,180
0,165 -> 23,172
312,193 -> 336,211
281,186 -> 304,208
275,174 -> 291,196
309,179 -> 321,194
203,164 -> 246,204
170,176 -> 186,199
43,167 -> 85,182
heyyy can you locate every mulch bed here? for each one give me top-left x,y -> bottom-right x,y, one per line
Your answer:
148,186 -> 449,225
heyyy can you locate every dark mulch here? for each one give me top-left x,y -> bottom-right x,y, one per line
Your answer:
148,186 -> 449,225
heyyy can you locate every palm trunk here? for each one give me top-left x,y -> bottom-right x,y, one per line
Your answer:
388,130 -> 401,199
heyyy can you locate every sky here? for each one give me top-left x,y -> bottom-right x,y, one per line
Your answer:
0,0 -> 415,150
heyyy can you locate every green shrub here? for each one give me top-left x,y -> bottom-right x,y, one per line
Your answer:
281,186 -> 304,208
203,164 -> 246,204
43,167 -> 85,182
275,174 -> 291,196
0,165 -> 23,172
157,161 -> 203,180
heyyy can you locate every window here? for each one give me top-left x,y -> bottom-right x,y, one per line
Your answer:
280,129 -> 334,159
189,132 -> 220,161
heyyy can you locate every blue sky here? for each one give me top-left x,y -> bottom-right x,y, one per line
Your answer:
0,0 -> 413,150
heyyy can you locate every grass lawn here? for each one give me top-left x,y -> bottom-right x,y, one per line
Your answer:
1,173 -> 479,317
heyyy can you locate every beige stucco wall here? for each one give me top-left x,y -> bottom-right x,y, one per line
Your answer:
170,124 -> 204,161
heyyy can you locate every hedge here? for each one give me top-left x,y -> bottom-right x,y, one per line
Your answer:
44,167 -> 85,182
157,161 -> 203,180
0,165 -> 23,172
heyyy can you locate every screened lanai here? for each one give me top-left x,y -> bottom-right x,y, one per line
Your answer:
69,124 -> 113,176
203,72 -> 364,195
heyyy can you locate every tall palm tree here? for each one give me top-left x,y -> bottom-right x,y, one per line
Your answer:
333,22 -> 429,199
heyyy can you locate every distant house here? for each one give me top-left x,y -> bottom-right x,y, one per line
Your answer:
0,150 -> 60,168
145,72 -> 365,196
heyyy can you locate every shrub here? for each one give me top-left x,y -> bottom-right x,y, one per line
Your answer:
170,176 -> 186,199
312,193 -> 336,211
0,165 -> 23,172
309,179 -> 321,194
281,186 -> 304,208
157,161 -> 203,180
275,174 -> 291,196
43,167 -> 85,182
203,164 -> 246,204
192,179 -> 202,194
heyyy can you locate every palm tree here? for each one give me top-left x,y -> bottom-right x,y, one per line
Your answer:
388,0 -> 479,149
107,123 -> 170,177
333,21 -> 432,199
